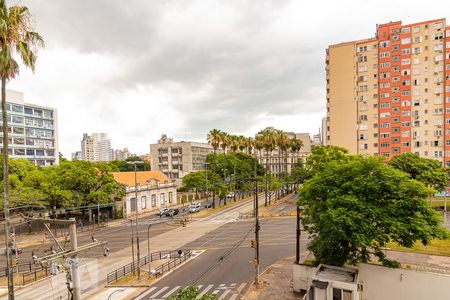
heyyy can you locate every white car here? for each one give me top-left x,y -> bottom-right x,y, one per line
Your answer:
226,192 -> 235,199
157,208 -> 169,216
189,203 -> 201,213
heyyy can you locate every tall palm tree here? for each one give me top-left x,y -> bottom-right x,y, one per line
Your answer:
260,129 -> 276,206
229,134 -> 239,153
219,131 -> 230,154
237,135 -> 246,153
0,2 -> 43,297
275,130 -> 289,178
246,136 -> 254,155
207,129 -> 222,154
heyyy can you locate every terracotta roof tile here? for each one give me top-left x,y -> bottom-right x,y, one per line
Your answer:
111,171 -> 168,187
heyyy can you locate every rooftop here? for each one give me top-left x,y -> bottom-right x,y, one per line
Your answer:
111,171 -> 169,186
314,264 -> 358,283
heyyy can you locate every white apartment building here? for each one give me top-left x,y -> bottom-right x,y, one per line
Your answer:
0,90 -> 59,166
81,132 -> 112,162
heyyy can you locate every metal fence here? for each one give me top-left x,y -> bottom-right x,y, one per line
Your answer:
0,262 -> 48,278
152,250 -> 191,277
106,250 -> 190,285
22,266 -> 51,285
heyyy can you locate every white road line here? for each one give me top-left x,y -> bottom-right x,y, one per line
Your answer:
229,283 -> 247,300
196,284 -> 214,299
162,286 -> 181,298
149,286 -> 169,299
219,289 -> 232,300
134,287 -> 157,300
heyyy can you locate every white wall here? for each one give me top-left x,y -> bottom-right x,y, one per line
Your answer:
359,263 -> 450,300
124,184 -> 178,217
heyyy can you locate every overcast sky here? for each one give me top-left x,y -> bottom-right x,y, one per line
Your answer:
7,0 -> 450,157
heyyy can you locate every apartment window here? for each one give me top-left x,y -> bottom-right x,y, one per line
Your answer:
434,98 -> 443,105
434,33 -> 444,40
401,37 -> 411,44
169,192 -> 173,203
380,123 -> 390,128
360,115 -> 368,121
402,131 -> 410,137
380,82 -> 390,88
402,69 -> 410,75
359,134 -> 368,140
413,99 -> 420,106
380,112 -> 390,118
379,93 -> 390,99
380,72 -> 390,78
434,108 -> 444,115
359,95 -> 368,101
358,45 -> 369,52
379,52 -> 390,58
401,58 -> 411,65
402,142 -> 410,147
434,151 -> 444,158
380,62 -> 390,68
413,47 -> 422,54
359,124 -> 368,130
380,41 -> 390,48
401,121 -> 410,127
401,27 -> 411,33
435,129 -> 443,137
392,107 -> 400,114
413,79 -> 420,85
401,48 -> 411,55
392,76 -> 400,82
151,194 -> 156,207
141,196 -> 147,209
392,45 -> 400,52
392,137 -> 400,144
401,110 -> 410,116
392,87 -> 400,93
402,80 -> 410,86
413,36 -> 422,43
358,76 -> 367,82
359,55 -> 368,62
358,65 -> 368,72
359,85 -> 368,91
401,91 -> 410,96
380,103 -> 390,108
392,55 -> 400,62
380,133 -> 390,138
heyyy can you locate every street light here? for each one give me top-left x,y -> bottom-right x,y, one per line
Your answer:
204,163 -> 209,208
127,160 -> 144,280
147,224 -> 152,274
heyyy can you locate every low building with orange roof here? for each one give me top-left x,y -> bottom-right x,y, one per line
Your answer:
112,171 -> 178,217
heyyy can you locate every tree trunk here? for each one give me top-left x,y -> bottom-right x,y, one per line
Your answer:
2,77 -> 14,298
265,150 -> 269,206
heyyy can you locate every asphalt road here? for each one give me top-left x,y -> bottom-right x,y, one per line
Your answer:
135,216 -> 307,300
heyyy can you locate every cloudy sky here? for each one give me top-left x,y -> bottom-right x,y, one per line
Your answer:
7,0 -> 450,157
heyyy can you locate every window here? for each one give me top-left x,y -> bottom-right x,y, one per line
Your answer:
434,33 -> 444,40
380,103 -> 390,108
12,104 -> 23,113
401,37 -> 411,44
160,193 -> 165,205
141,196 -> 146,209
402,131 -> 410,137
358,55 -> 368,62
380,62 -> 390,68
380,133 -> 390,138
434,151 -> 444,158
151,194 -> 156,207
380,123 -> 390,128
401,27 -> 411,33
380,82 -> 390,88
24,107 -> 33,115
360,115 -> 368,121
401,58 -> 411,65
169,192 -> 173,203
402,69 -> 411,75
413,36 -> 422,43
358,65 -> 368,72
380,142 -> 390,147
380,112 -> 390,118
379,52 -> 390,58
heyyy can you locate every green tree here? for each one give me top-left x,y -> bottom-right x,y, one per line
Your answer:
299,156 -> 448,267
168,286 -> 217,300
305,145 -> 350,174
388,152 -> 449,192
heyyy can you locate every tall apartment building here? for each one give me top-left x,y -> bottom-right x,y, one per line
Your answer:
150,134 -> 213,184
113,148 -> 131,161
326,18 -> 450,165
0,90 -> 59,166
80,132 -> 112,162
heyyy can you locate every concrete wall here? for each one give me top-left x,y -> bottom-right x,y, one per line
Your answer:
359,263 -> 450,300
292,263 -> 317,293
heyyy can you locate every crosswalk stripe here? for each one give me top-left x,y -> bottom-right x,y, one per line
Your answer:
134,287 -> 157,300
229,283 -> 247,300
219,289 -> 232,300
150,286 -> 169,299
196,284 -> 214,299
162,286 -> 181,298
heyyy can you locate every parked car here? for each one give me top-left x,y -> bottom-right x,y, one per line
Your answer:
165,208 -> 179,217
204,201 -> 213,208
226,192 -> 235,199
189,202 -> 201,213
157,208 -> 170,217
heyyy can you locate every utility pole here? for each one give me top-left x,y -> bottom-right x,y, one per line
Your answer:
69,219 -> 81,300
296,205 -> 301,264
253,150 -> 260,286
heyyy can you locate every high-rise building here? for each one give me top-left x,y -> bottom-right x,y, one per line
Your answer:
113,148 -> 131,161
0,90 -> 59,166
326,18 -> 450,165
81,132 -> 112,162
150,134 -> 213,184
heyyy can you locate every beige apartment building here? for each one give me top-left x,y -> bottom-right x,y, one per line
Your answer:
150,134 -> 213,184
327,18 -> 450,165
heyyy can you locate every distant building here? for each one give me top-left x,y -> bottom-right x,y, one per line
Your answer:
150,134 -> 213,184
321,117 -> 327,146
256,127 -> 312,176
111,171 -> 177,217
0,90 -> 59,166
71,151 -> 82,160
113,148 -> 131,161
312,133 -> 322,146
81,132 -> 112,162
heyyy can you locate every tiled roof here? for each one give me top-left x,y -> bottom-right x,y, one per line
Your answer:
111,171 -> 168,187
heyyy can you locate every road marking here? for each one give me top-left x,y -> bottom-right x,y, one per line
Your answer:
149,286 -> 169,299
162,286 -> 181,298
196,284 -> 214,299
219,289 -> 232,300
229,283 -> 247,300
134,287 -> 157,300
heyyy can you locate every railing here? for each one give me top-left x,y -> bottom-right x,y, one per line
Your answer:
152,250 -> 191,277
22,266 -> 51,285
0,262 -> 46,278
106,250 -> 190,285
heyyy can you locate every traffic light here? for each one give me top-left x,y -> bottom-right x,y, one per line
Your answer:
251,258 -> 259,266
251,240 -> 257,248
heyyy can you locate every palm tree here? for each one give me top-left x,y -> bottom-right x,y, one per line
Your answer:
275,130 -> 289,178
229,135 -> 239,153
207,129 -> 222,154
219,131 -> 230,154
0,2 -> 43,296
260,129 -> 276,206
246,137 -> 254,155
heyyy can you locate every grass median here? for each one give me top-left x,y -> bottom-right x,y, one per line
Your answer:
387,238 -> 450,256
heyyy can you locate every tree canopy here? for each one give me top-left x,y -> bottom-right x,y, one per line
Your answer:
168,286 -> 217,300
388,152 -> 449,192
299,155 -> 448,267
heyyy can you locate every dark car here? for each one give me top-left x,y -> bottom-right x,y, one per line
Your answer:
165,208 -> 179,217
204,201 -> 212,208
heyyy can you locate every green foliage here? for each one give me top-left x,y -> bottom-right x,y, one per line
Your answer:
108,156 -> 150,172
300,155 -> 449,267
389,153 -> 449,192
0,157 -> 124,209
290,161 -> 312,184
168,286 -> 217,300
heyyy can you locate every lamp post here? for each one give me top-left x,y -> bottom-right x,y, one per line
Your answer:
127,160 -> 144,280
147,224 -> 152,274
204,162 -> 209,208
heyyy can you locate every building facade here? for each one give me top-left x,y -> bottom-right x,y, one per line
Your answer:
111,171 -> 177,217
150,134 -> 213,184
327,18 -> 450,165
113,148 -> 131,161
81,132 -> 112,162
0,90 -> 59,166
